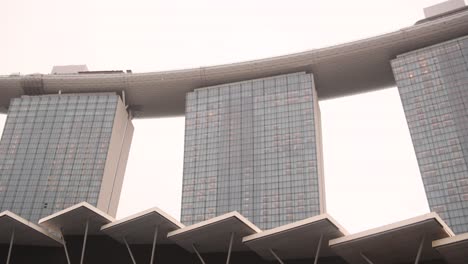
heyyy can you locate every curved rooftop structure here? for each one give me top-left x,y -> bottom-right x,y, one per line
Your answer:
1,9 -> 468,118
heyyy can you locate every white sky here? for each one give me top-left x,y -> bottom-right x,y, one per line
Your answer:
1,0 -> 451,233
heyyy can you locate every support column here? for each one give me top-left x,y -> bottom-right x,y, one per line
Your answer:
124,237 -> 137,264
80,219 -> 89,264
313,234 -> 323,264
6,229 -> 15,264
414,235 -> 425,264
192,244 -> 206,264
60,229 -> 71,264
360,252 -> 375,264
226,232 -> 234,264
149,225 -> 159,264
269,249 -> 285,264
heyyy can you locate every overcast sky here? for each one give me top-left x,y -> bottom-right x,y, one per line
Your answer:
1,0 -> 453,233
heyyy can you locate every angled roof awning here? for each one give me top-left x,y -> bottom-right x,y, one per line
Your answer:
38,202 -> 114,235
101,207 -> 184,244
433,232 -> 468,264
243,214 -> 347,261
167,212 -> 261,253
0,211 -> 63,247
329,213 -> 454,264
101,207 -> 185,264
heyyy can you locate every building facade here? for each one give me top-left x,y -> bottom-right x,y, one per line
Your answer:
392,35 -> 468,234
181,72 -> 325,229
0,93 -> 133,222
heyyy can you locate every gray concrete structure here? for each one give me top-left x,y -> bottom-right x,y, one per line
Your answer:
1,7 -> 468,117
392,35 -> 468,234
0,93 -> 133,222
181,72 -> 325,229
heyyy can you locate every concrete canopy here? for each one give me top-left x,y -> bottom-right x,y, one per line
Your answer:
38,202 -> 114,235
329,213 -> 454,264
1,9 -> 468,117
0,211 -> 63,247
100,207 -> 184,244
167,212 -> 261,253
243,214 -> 347,261
433,232 -> 468,264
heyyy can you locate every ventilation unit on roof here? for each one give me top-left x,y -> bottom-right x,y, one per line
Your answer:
51,65 -> 89,74
423,0 -> 466,18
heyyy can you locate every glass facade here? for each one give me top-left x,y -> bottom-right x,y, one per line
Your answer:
392,35 -> 468,234
181,72 -> 324,229
0,93 -> 121,222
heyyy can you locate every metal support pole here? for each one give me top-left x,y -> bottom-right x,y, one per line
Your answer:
149,225 -> 159,264
414,235 -> 426,264
6,229 -> 15,264
269,249 -> 285,264
80,219 -> 89,264
192,244 -> 206,264
314,234 -> 323,264
124,237 -> 137,264
226,232 -> 234,264
60,229 -> 71,264
360,252 -> 375,264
